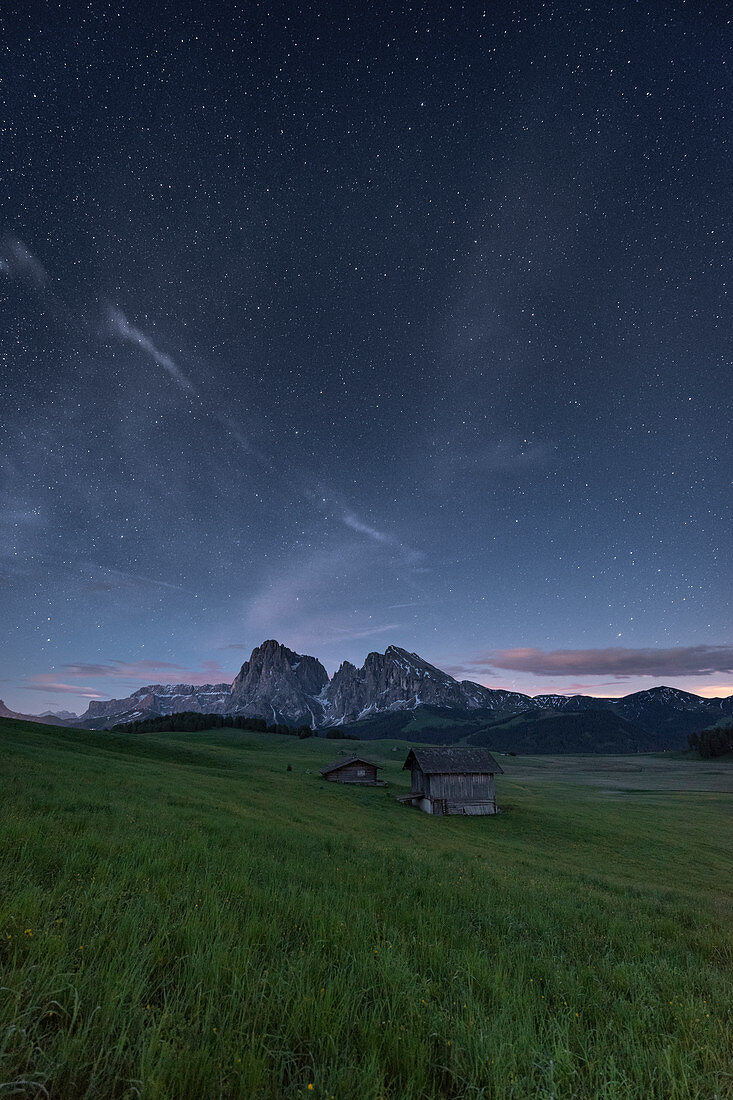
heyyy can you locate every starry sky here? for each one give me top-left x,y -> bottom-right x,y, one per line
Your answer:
1,0 -> 731,715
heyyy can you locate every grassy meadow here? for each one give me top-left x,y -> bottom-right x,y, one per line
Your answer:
1,718 -> 731,1099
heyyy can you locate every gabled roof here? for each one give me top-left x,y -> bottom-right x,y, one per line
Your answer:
320,755 -> 382,776
402,746 -> 504,775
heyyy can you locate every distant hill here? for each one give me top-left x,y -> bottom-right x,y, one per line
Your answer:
335,707 -> 479,745
336,704 -> 660,754
466,709 -> 660,754
0,700 -> 75,726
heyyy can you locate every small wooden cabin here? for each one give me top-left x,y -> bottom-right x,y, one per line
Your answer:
320,755 -> 383,785
398,747 -> 504,815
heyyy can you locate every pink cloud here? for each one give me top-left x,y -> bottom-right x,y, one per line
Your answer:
454,644 -> 733,680
68,658 -> 234,684
24,676 -> 106,699
177,660 -> 234,686
26,659 -> 235,694
61,659 -> 189,679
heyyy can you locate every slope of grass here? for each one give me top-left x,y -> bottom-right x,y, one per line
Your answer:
1,718 -> 731,1099
338,706 -> 478,743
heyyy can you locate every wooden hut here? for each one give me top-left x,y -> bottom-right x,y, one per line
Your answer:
320,755 -> 384,785
398,747 -> 503,815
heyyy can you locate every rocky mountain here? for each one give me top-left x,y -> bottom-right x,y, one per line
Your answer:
77,683 -> 231,729
62,640 -> 733,748
72,642 -> 523,728
39,709 -> 78,720
229,639 -> 329,726
325,646 -> 468,723
0,700 -> 71,725
323,645 -> 533,723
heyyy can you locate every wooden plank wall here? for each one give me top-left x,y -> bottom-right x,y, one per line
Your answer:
429,773 -> 495,801
411,765 -> 425,794
326,763 -> 378,784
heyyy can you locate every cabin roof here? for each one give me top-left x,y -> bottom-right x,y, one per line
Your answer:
402,746 -> 504,775
320,755 -> 382,776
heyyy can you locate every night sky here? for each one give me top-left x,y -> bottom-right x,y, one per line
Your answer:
1,0 -> 731,715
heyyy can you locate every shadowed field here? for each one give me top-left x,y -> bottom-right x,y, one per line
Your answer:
499,751 -> 733,793
1,718 -> 731,1099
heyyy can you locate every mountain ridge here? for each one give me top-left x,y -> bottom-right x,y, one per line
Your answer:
0,700 -> 77,726
53,639 -> 733,748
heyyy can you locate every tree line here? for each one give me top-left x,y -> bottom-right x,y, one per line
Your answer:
688,720 -> 733,759
111,712 -> 314,736
110,711 -> 356,739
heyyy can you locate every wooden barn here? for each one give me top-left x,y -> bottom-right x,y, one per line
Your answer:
320,755 -> 384,785
398,747 -> 504,815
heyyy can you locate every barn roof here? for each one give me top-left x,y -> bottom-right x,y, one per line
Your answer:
320,755 -> 382,776
402,746 -> 504,775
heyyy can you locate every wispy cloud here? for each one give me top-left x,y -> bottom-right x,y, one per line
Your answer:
215,413 -> 258,456
426,432 -> 556,494
23,676 -> 106,699
326,621 -> 402,641
455,644 -> 733,680
106,312 -> 262,453
107,307 -> 195,392
62,658 -> 231,683
342,512 -> 424,566
80,563 -> 189,594
342,513 -> 392,544
60,659 -> 186,679
24,659 -> 234,697
0,237 -> 47,287
243,545 -> 405,653
0,503 -> 45,531
6,242 -> 422,588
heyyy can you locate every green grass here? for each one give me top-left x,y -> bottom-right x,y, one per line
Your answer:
403,710 -> 474,731
1,718 -> 731,1099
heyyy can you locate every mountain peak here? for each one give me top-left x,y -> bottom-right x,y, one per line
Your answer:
384,644 -> 437,667
625,685 -> 703,703
255,638 -> 289,655
230,640 -> 329,724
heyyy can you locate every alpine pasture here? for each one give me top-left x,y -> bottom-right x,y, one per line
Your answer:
1,717 -> 731,1099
